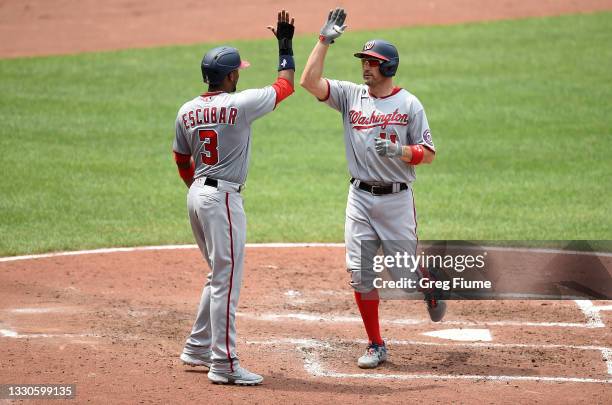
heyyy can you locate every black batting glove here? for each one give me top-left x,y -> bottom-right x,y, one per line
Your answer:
267,10 -> 295,56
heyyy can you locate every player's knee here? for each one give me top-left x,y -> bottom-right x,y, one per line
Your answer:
348,267 -> 376,293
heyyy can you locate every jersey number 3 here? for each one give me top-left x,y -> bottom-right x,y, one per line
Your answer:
198,129 -> 219,165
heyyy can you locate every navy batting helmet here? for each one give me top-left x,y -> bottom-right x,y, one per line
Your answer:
354,39 -> 399,77
201,46 -> 250,85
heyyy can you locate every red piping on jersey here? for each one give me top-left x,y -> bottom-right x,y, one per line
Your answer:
422,144 -> 436,154
225,193 -> 235,373
368,87 -> 402,99
272,77 -> 294,108
317,79 -> 331,102
200,91 -> 225,98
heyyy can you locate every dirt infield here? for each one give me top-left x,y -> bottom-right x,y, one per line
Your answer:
0,246 -> 610,403
1,0 -> 612,58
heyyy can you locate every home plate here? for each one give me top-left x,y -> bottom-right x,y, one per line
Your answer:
423,328 -> 492,342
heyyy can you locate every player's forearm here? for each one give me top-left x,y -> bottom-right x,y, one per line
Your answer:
399,146 -> 436,165
300,41 -> 328,94
278,69 -> 294,88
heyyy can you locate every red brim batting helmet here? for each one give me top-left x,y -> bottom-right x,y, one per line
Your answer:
354,39 -> 400,77
201,46 -> 250,84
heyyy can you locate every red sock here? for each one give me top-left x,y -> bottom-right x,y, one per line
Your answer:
354,290 -> 383,345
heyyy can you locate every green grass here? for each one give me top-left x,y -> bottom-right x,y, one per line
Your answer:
1,13 -> 611,255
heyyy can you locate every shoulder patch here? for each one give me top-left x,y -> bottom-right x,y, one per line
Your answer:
423,129 -> 434,147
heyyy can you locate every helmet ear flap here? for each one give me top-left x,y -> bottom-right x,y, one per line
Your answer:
379,57 -> 399,77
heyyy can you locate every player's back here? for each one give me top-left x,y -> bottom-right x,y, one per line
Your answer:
174,86 -> 277,185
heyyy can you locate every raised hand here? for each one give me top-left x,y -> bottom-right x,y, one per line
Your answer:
319,7 -> 347,45
267,10 -> 295,55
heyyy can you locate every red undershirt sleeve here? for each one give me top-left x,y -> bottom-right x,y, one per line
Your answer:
271,77 -> 295,107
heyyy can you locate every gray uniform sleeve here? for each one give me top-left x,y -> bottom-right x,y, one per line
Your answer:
172,112 -> 191,155
321,79 -> 360,114
236,87 -> 277,124
407,97 -> 436,152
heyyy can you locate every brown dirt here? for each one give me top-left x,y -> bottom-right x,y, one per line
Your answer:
1,0 -> 611,58
0,247 -> 610,403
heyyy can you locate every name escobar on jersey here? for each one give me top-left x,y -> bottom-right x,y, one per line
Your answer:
349,108 -> 409,129
181,106 -> 239,129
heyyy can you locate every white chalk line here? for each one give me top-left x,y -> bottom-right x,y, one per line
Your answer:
2,243 -> 612,263
247,337 -> 611,353
602,349 -> 612,377
237,311 -> 601,328
5,307 -> 74,314
247,338 -> 612,384
574,300 -> 606,328
0,328 -> 97,339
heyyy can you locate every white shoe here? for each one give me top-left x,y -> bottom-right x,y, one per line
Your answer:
357,343 -> 387,369
180,352 -> 212,368
208,366 -> 263,386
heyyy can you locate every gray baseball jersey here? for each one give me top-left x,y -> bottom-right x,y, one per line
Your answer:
322,79 -> 435,184
173,87 -> 277,184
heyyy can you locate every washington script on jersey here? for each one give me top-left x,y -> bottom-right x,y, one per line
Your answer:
181,106 -> 239,130
349,108 -> 409,130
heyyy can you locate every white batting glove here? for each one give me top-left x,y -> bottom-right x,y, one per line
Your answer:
375,138 -> 402,158
319,8 -> 347,45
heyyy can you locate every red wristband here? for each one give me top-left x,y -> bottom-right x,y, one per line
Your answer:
409,145 -> 425,165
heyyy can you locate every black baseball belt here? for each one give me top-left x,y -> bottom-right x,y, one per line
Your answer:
198,177 -> 243,192
350,178 -> 408,196
203,177 -> 218,188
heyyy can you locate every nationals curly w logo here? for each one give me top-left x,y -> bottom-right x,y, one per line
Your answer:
363,40 -> 375,51
423,129 -> 434,147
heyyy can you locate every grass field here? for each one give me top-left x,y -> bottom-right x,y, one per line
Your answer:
0,13 -> 611,256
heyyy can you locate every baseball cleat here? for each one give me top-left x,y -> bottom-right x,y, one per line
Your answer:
426,299 -> 447,322
180,352 -> 212,368
357,342 -> 387,369
207,366 -> 263,386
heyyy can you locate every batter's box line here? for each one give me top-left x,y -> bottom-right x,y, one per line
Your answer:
574,300 -> 606,328
246,338 -> 612,384
237,311 -> 603,329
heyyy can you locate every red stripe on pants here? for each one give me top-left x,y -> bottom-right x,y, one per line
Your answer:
225,193 -> 235,372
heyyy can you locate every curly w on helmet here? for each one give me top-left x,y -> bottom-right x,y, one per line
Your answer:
354,39 -> 400,77
200,46 -> 251,85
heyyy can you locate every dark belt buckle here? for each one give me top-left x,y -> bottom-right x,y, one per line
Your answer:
371,185 -> 386,196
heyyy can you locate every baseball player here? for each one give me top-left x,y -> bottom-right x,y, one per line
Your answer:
300,8 -> 446,369
172,11 -> 295,385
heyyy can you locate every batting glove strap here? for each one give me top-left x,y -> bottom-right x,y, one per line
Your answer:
278,55 -> 295,71
278,38 -> 293,56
